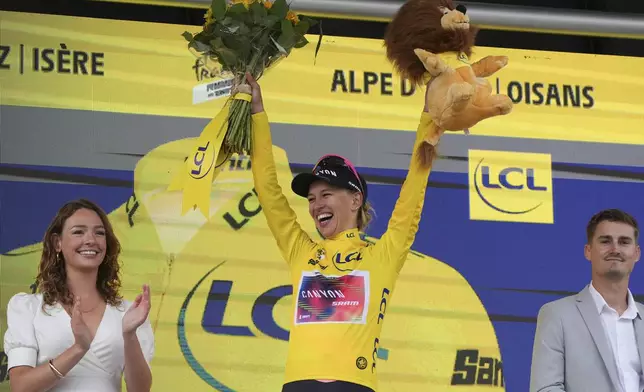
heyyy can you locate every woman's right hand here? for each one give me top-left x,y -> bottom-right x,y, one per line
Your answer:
70,296 -> 93,351
245,72 -> 264,114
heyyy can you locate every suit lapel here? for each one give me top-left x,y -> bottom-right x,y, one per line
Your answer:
575,286 -> 622,391
634,303 -> 644,376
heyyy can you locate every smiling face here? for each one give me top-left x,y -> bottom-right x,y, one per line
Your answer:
307,180 -> 362,239
36,199 -> 123,307
585,220 -> 641,282
54,208 -> 107,272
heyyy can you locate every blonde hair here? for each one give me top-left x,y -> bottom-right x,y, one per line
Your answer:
358,200 -> 375,231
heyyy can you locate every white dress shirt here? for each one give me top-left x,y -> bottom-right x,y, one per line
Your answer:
4,292 -> 155,392
589,282 -> 644,392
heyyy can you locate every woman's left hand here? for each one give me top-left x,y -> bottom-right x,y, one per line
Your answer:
122,284 -> 151,335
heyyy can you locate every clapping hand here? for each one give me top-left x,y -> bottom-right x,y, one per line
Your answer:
71,296 -> 94,351
122,284 -> 151,335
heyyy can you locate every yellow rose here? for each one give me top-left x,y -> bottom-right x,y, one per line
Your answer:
203,8 -> 214,27
286,10 -> 299,24
230,0 -> 254,8
263,1 -> 273,9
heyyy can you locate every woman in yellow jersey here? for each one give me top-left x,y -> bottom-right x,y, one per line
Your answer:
247,72 -> 441,392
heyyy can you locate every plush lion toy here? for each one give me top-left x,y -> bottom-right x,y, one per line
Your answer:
384,0 -> 513,165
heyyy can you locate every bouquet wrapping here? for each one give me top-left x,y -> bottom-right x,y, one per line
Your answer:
169,0 -> 319,217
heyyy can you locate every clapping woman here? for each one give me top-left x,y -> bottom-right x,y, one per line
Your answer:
4,199 -> 155,392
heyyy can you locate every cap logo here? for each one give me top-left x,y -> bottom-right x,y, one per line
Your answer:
315,169 -> 337,177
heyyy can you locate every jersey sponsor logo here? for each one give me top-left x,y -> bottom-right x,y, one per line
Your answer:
356,356 -> 368,370
468,149 -> 553,224
331,250 -> 365,272
295,270 -> 370,325
308,258 -> 328,270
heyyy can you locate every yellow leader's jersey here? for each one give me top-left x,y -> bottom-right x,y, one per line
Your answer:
0,124 -> 505,391
250,111 -> 434,390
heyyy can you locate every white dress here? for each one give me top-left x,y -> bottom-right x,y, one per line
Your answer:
3,293 -> 155,392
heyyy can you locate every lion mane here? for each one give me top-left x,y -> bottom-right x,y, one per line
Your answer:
384,0 -> 480,86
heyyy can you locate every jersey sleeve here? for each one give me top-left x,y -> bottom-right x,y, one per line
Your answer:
4,293 -> 39,370
250,111 -> 314,266
375,111 -> 435,273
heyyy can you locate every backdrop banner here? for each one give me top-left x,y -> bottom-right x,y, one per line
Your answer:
1,10 -> 644,392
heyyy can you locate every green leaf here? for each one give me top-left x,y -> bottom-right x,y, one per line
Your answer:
269,0 -> 288,19
187,31 -> 214,53
294,35 -> 309,48
277,36 -> 297,51
231,18 -> 251,35
211,0 -> 227,20
216,17 -> 250,36
249,1 -> 267,24
194,31 -> 214,45
270,36 -> 288,56
211,36 -> 240,68
218,16 -> 236,30
250,25 -> 265,38
300,15 -> 318,27
257,30 -> 271,46
277,19 -> 297,49
189,39 -> 211,53
223,35 -> 252,60
202,22 -> 216,34
227,3 -> 248,16
280,18 -> 295,40
210,36 -> 225,50
262,14 -> 281,28
227,6 -> 252,25
181,31 -> 194,42
294,19 -> 310,35
216,46 -> 239,70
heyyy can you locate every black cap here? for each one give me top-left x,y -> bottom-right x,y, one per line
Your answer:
291,154 -> 368,203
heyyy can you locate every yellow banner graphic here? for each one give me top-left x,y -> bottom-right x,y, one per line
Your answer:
0,139 -> 506,391
167,101 -> 231,216
1,11 -> 644,145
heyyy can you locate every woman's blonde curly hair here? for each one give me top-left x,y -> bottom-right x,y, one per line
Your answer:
36,199 -> 123,311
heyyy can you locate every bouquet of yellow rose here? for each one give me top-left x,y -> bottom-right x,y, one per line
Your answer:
171,0 -> 319,217
182,0 -> 318,154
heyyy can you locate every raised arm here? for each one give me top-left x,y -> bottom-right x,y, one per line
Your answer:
375,100 -> 440,273
529,303 -> 566,392
247,73 -> 313,265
